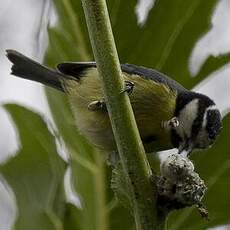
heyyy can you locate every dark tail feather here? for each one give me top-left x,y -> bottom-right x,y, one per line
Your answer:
6,49 -> 70,92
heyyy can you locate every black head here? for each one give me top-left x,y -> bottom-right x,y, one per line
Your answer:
171,92 -> 222,155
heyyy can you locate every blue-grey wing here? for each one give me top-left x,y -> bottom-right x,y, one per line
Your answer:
57,62 -> 187,93
121,63 -> 187,93
57,62 -> 97,78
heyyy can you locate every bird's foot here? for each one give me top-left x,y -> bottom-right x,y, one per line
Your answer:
162,117 -> 180,130
121,80 -> 134,95
88,99 -> 106,111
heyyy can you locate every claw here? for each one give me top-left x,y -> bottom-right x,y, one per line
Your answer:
169,117 -> 180,128
88,100 -> 106,111
121,80 -> 134,95
162,117 -> 180,130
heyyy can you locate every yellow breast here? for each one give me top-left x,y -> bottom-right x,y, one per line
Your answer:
64,68 -> 177,153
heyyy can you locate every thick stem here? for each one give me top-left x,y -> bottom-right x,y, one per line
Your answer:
80,0 -> 164,229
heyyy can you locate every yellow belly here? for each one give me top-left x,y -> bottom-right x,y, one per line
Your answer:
65,68 -> 177,153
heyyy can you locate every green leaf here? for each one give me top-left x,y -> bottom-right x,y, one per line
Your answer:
71,151 -> 108,230
108,201 -> 135,230
0,104 -> 66,230
168,114 -> 230,230
50,0 -> 91,61
194,53 -> 230,81
109,0 -> 219,89
63,203 -> 83,230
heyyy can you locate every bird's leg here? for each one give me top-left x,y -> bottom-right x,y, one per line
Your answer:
162,117 -> 180,130
168,117 -> 180,128
88,80 -> 134,111
120,80 -> 134,95
178,149 -> 188,157
88,99 -> 107,111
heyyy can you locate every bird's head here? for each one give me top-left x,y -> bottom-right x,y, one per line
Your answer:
171,92 -> 222,156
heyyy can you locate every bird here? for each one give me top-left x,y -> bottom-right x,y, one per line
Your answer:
6,49 -> 222,156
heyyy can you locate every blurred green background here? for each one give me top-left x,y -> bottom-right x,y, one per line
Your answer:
0,0 -> 230,229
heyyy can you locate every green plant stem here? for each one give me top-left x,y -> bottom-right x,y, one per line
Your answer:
80,0 -> 163,229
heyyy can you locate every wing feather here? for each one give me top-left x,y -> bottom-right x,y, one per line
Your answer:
57,62 -> 187,93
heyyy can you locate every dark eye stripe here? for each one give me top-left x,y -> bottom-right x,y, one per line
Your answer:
191,101 -> 204,140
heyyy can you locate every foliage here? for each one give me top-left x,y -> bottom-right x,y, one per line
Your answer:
1,0 -> 230,229
1,104 -> 66,230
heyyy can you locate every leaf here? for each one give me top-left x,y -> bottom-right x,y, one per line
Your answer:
168,114 -> 230,230
63,203 -> 83,230
71,150 -> 109,230
50,0 -> 91,61
0,104 -> 66,230
194,53 -> 230,81
108,201 -> 135,230
107,0 -> 219,89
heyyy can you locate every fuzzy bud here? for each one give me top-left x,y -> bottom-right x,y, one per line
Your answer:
157,154 -> 207,211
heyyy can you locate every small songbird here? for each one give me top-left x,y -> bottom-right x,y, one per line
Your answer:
6,50 -> 222,156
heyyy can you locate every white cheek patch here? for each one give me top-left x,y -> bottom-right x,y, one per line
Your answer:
177,99 -> 199,139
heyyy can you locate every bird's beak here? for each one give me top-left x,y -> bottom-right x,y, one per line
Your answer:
178,144 -> 193,157
178,149 -> 189,157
